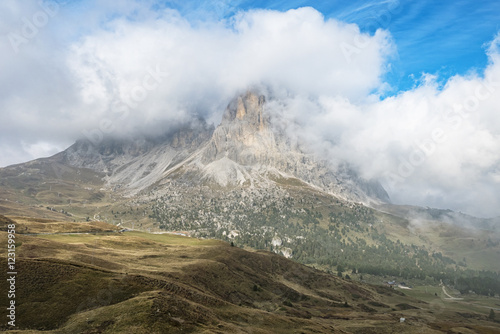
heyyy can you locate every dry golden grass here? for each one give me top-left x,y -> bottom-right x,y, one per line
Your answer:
3,216 -> 120,234
0,217 -> 498,333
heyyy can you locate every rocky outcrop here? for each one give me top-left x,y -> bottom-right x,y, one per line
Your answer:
188,91 -> 389,203
201,91 -> 276,167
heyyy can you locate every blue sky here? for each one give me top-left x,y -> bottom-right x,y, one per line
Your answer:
164,0 -> 500,93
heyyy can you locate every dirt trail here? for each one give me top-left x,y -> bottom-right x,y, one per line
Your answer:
441,284 -> 463,300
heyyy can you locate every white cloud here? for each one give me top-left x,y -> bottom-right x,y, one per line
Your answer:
63,6 -> 392,135
274,35 -> 500,217
0,3 -> 391,159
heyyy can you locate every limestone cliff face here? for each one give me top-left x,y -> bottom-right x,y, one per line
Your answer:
222,92 -> 266,129
202,92 -> 276,166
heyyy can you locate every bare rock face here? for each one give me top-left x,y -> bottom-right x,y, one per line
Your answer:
58,91 -> 388,203
222,91 -> 266,128
202,92 -> 276,166
59,121 -> 213,195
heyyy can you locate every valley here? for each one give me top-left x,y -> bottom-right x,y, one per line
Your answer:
1,215 -> 499,333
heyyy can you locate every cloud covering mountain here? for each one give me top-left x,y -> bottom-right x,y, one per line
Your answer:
0,0 -> 499,217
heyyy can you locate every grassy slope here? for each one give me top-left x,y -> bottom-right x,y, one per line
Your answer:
0,217 -> 499,333
375,205 -> 500,272
2,159 -> 499,273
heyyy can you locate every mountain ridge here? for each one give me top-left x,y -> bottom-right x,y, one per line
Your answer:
1,91 -> 499,290
53,91 -> 389,204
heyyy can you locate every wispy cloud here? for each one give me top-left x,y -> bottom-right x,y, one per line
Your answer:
333,0 -> 396,22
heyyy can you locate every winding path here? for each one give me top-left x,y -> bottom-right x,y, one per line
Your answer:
441,285 -> 463,300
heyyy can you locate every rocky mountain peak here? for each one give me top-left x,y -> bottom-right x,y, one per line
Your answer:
200,91 -> 276,167
222,91 -> 267,131
47,90 -> 389,203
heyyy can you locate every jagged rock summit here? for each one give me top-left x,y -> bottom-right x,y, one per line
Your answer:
57,91 -> 389,203
198,92 -> 276,171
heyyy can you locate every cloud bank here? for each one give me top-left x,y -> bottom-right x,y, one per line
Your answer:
1,1 -> 499,217
267,36 -> 500,217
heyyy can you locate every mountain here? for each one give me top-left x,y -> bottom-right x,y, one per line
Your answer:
0,91 -> 499,299
56,91 -> 389,204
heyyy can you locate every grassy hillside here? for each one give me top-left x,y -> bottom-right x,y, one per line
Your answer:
2,157 -> 499,277
1,217 -> 499,333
